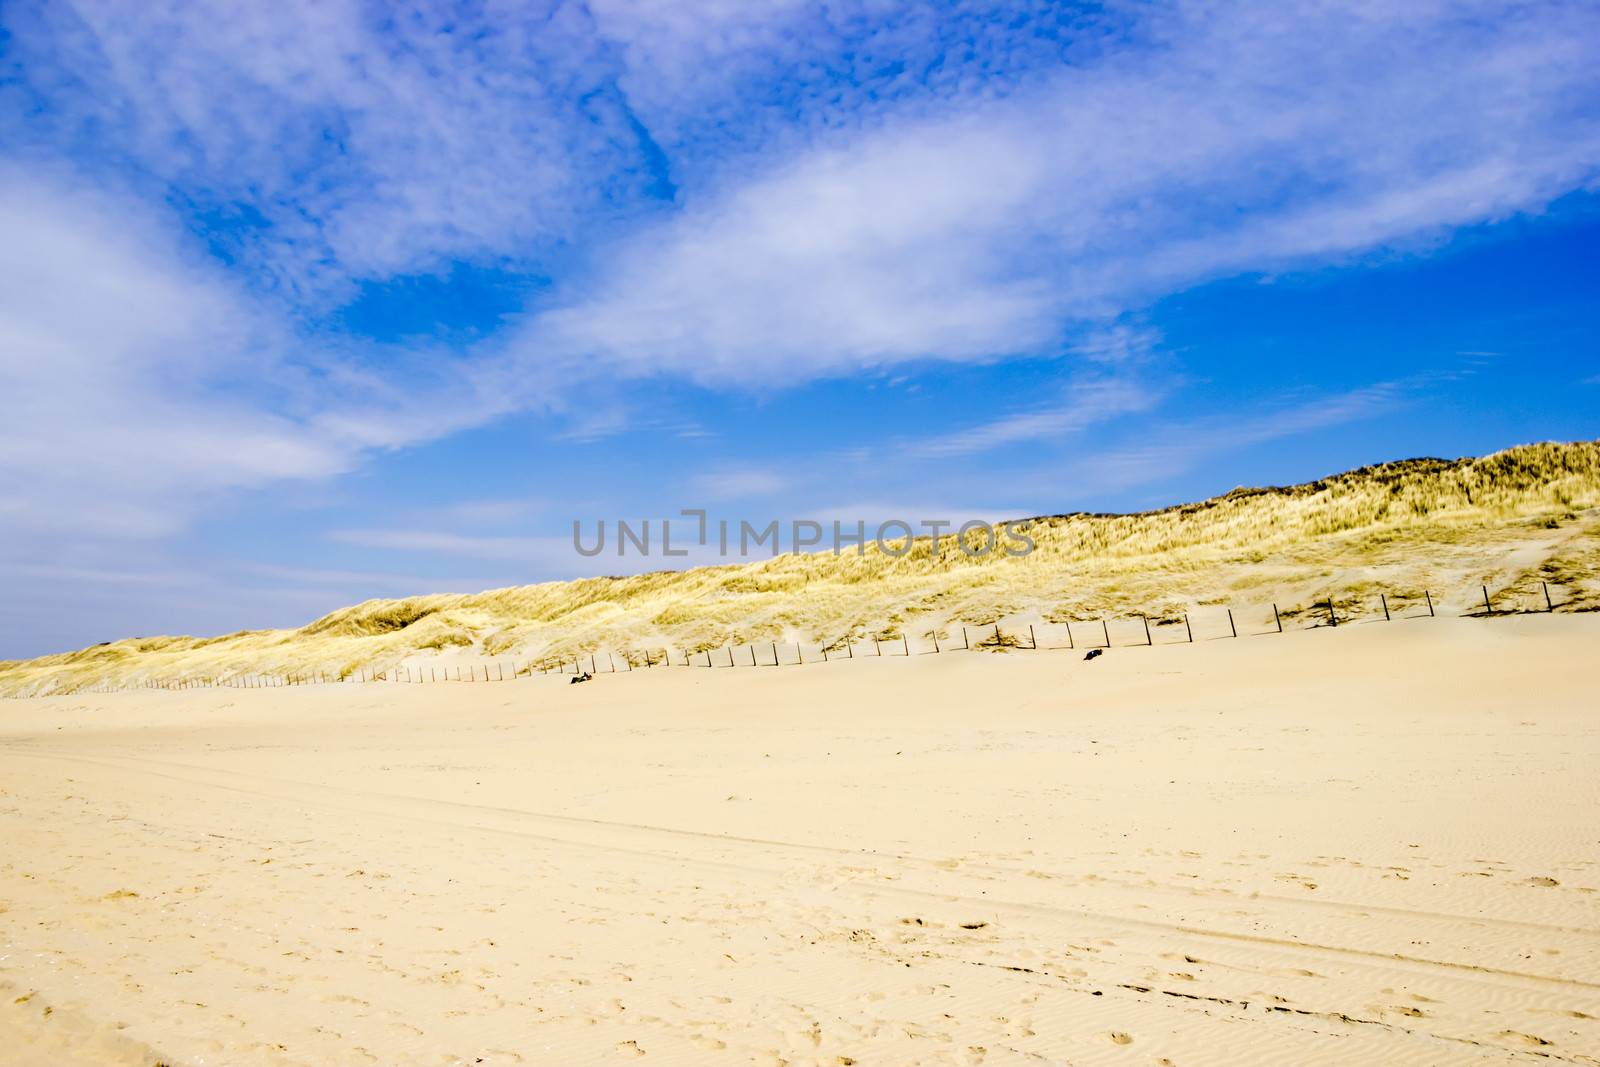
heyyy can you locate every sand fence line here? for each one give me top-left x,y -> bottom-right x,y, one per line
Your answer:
13,579 -> 1573,698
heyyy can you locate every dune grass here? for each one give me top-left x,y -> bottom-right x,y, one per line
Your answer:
4,440 -> 1598,696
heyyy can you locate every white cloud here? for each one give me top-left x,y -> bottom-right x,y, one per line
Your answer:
5,0 -> 641,299
0,167 -> 347,543
432,498 -> 547,526
512,2 -> 1600,384
0,164 -> 533,565
329,528 -> 569,562
3,1 -> 1599,654
917,377 -> 1163,459
1024,382 -> 1409,500
688,468 -> 789,500
10,2 -> 1598,393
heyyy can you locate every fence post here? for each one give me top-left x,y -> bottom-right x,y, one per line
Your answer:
1482,585 -> 1493,617
961,626 -> 969,650
1227,609 -> 1237,638
1029,623 -> 1036,649
902,634 -> 908,656
1142,614 -> 1152,645
873,636 -> 880,656
1184,613 -> 1193,643
1065,620 -> 1074,649
822,643 -> 829,662
1425,590 -> 1434,617
1544,582 -> 1554,612
933,632 -> 940,653
1326,599 -> 1337,627
1274,604 -> 1283,632
1101,619 -> 1110,648
994,623 -> 1002,645
846,636 -> 853,658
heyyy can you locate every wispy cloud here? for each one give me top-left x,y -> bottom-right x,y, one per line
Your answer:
0,167 -> 347,546
432,498 -> 546,526
917,377 -> 1163,459
688,467 -> 788,500
0,165 -> 519,556
3,3 -> 1594,511
2,0 -> 645,300
328,528 -> 570,563
1047,383 -> 1409,499
514,4 -> 1600,384
2,2 -> 1598,654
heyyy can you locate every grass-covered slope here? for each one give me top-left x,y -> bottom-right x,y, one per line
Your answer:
4,440 -> 1598,695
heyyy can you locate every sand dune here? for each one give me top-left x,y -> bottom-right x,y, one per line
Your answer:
3,439 -> 1599,697
3,613 -> 1597,1065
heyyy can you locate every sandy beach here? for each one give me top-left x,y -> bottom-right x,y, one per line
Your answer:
2,614 -> 1597,1065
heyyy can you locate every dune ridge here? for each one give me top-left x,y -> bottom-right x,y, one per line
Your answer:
4,439 -> 1598,696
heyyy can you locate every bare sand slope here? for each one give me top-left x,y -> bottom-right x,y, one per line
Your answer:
2,615 -> 1597,1066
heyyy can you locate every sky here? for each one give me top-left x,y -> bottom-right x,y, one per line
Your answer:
1,0 -> 1598,658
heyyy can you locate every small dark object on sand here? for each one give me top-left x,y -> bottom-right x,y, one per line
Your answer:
570,672 -> 592,685
1083,649 -> 1104,661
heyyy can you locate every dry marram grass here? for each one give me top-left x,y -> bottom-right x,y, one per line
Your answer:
4,439 -> 1598,695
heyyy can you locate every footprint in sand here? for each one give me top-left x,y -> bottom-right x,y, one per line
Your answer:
1105,1031 -> 1134,1045
1497,1031 -> 1553,1047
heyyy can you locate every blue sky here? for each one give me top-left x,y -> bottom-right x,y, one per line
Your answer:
1,1 -> 1597,657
